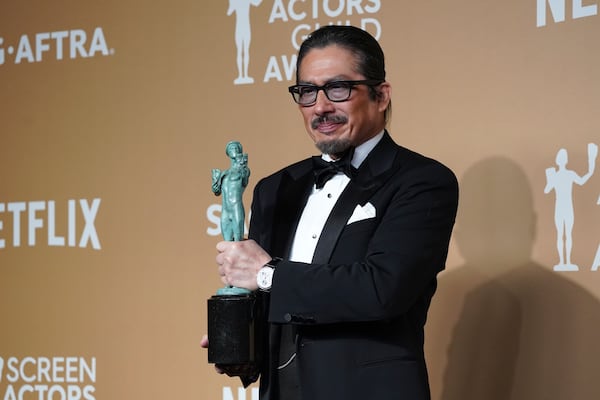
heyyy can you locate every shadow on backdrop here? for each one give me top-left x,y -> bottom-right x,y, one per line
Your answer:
426,157 -> 600,400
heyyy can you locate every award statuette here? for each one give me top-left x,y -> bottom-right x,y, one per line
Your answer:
207,141 -> 262,372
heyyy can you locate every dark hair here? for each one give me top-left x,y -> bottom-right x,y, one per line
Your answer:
296,26 -> 386,91
296,25 -> 390,121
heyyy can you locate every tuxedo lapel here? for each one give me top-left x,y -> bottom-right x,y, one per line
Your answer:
354,131 -> 400,189
270,165 -> 314,258
311,181 -> 371,264
312,132 -> 401,264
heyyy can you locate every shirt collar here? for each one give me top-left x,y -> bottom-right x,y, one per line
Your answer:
321,130 -> 385,168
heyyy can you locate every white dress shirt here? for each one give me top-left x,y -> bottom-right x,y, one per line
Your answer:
288,131 -> 384,263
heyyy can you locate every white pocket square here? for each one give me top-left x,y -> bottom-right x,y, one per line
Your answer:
347,202 -> 376,225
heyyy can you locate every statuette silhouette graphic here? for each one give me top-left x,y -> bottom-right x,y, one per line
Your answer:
544,143 -> 597,271
227,0 -> 263,85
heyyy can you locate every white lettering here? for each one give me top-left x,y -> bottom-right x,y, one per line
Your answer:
0,199 -> 100,250
1,384 -> 95,400
537,0 -> 597,26
7,202 -> 26,247
51,31 -> 69,60
68,385 -> 82,400
80,357 -> 96,383
34,385 -> 49,399
83,385 -> 96,400
52,357 -> 65,383
7,28 -> 112,64
206,204 -> 250,237
70,29 -> 88,58
68,199 -> 76,247
361,17 -> 381,40
269,0 -> 289,23
573,0 -> 598,19
28,201 -> 45,246
323,0 -> 345,18
289,0 -> 307,21
364,0 -> 381,13
2,357 -> 96,384
38,358 -> 51,382
19,357 -> 36,383
65,357 -> 78,383
291,18 -> 379,51
48,201 -> 66,246
0,203 -> 4,248
48,385 -> 66,399
35,32 -> 51,62
347,0 -> 364,15
292,24 -> 313,50
207,204 -> 222,236
222,386 -> 259,400
312,0 -> 319,18
6,358 -> 18,383
264,54 -> 297,82
3,385 -> 16,400
88,27 -> 109,57
538,0 -> 566,26
282,54 -> 297,80
18,385 -> 35,398
79,199 -> 101,250
270,0 -> 381,24
15,35 -> 34,64
264,56 -> 284,82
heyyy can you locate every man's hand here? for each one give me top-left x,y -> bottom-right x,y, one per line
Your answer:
201,335 -> 224,375
216,239 -> 271,291
201,334 -> 260,381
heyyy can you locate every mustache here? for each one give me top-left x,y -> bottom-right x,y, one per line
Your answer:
311,115 -> 347,129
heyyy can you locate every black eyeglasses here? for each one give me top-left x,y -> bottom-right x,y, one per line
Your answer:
288,79 -> 384,106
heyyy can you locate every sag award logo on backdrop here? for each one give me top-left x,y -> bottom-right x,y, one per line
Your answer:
0,27 -> 114,66
225,0 -> 383,86
0,356 -> 96,400
544,143 -> 600,272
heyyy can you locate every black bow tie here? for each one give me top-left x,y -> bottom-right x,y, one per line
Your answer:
312,149 -> 356,189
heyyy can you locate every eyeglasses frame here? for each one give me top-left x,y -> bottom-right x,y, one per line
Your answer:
288,79 -> 385,106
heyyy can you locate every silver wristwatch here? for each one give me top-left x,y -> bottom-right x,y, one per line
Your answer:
256,258 -> 282,291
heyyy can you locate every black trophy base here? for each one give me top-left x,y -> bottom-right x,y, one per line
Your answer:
207,292 -> 260,365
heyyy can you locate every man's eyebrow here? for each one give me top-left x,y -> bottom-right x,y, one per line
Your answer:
297,76 -> 352,85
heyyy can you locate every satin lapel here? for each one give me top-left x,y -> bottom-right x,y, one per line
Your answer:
271,169 -> 314,258
311,181 -> 374,264
311,133 -> 401,264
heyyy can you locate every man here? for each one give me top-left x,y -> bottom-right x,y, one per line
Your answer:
202,25 -> 458,400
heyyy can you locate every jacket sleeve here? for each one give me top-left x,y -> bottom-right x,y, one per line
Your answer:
266,160 -> 459,325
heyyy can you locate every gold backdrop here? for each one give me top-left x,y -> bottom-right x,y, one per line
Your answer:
1,1 -> 599,399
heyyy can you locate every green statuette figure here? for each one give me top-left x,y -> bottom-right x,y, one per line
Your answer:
211,141 -> 251,295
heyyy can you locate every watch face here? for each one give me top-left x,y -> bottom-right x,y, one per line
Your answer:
257,267 -> 273,289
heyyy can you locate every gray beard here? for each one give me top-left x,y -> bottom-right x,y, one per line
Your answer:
315,138 -> 352,158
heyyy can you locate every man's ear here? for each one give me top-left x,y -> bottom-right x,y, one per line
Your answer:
377,82 -> 392,109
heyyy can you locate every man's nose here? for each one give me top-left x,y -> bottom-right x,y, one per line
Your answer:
313,89 -> 335,112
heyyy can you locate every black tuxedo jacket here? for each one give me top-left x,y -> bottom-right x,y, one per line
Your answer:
248,132 -> 458,400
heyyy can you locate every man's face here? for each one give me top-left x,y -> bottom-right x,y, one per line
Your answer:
296,45 -> 391,156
